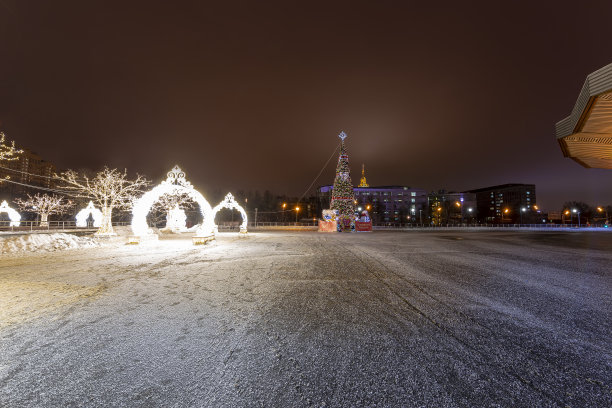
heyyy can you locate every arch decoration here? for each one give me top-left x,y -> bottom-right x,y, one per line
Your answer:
76,201 -> 103,228
0,200 -> 21,227
212,193 -> 248,234
130,165 -> 214,244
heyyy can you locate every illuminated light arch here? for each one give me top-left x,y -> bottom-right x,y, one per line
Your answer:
131,166 -> 214,239
212,193 -> 248,234
0,200 -> 21,227
76,201 -> 103,228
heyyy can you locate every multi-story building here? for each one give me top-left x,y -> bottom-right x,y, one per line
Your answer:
0,148 -> 56,200
428,191 -> 477,225
318,185 -> 428,224
465,183 -> 537,223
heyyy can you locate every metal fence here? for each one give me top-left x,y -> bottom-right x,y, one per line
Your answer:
2,220 -> 608,233
0,221 -> 131,232
371,223 -> 609,230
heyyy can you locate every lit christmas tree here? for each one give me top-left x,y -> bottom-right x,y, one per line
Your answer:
330,131 -> 356,230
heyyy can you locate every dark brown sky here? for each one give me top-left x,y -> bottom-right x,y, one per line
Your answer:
1,0 -> 611,209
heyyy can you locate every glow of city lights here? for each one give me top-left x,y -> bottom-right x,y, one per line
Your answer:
76,201 -> 103,228
0,200 -> 21,226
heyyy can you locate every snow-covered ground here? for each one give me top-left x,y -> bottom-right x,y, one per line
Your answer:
0,231 -> 610,407
0,233 -> 101,254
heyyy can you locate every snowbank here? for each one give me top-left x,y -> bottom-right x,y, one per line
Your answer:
0,233 -> 101,254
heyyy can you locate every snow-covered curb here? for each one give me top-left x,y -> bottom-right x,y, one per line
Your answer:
0,233 -> 101,254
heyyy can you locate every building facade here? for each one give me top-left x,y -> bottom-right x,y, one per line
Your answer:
318,185 -> 428,224
0,148 -> 56,200
427,191 -> 477,225
465,183 -> 536,223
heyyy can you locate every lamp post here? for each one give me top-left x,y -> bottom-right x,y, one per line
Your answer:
460,197 -> 464,225
282,202 -> 286,223
467,207 -> 473,224
520,207 -> 526,225
502,208 -> 510,224
295,206 -> 300,223
597,206 -> 609,224
572,208 -> 580,228
455,201 -> 461,225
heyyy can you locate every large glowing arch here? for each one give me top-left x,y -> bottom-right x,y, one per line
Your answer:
0,200 -> 21,227
76,201 -> 103,228
131,166 -> 214,239
212,193 -> 248,234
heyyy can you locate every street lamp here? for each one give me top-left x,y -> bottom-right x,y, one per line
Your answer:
502,208 -> 509,223
282,202 -> 286,223
520,207 -> 526,225
295,206 -> 300,223
572,208 -> 580,227
597,206 -> 609,224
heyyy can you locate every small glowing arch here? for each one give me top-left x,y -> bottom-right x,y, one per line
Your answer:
76,201 -> 103,228
164,204 -> 187,232
131,166 -> 214,237
0,200 -> 21,227
212,193 -> 248,234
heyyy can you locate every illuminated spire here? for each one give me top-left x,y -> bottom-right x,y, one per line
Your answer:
358,163 -> 369,187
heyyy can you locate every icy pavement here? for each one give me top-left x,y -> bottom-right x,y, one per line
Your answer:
0,231 -> 610,407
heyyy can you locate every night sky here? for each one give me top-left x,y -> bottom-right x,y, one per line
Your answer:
1,1 -> 611,209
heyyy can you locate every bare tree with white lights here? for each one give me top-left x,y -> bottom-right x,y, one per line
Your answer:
152,191 -> 195,214
56,167 -> 149,235
0,132 -> 22,162
14,193 -> 73,227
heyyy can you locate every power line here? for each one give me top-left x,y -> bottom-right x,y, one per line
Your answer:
252,142 -> 340,214
0,163 -> 53,179
0,177 -> 95,198
296,142 -> 339,204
